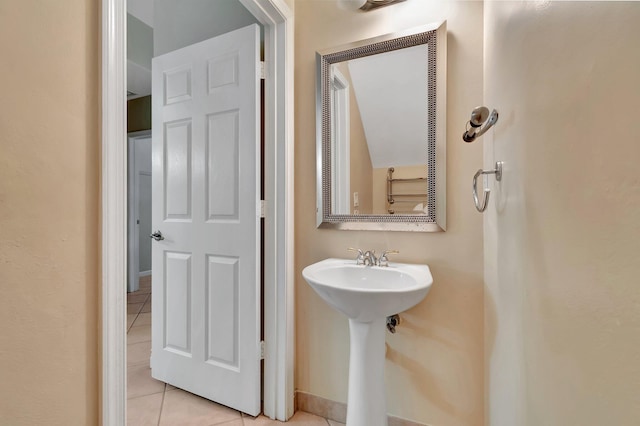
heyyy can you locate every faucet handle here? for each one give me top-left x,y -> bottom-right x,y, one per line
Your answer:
348,247 -> 365,265
378,250 -> 399,267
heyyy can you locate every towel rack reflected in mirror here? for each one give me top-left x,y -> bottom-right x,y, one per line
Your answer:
387,167 -> 428,214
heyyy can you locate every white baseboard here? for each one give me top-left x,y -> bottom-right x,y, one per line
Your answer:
296,391 -> 427,426
139,270 -> 152,277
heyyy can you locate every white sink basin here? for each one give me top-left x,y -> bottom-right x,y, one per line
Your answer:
302,258 -> 433,322
302,258 -> 433,426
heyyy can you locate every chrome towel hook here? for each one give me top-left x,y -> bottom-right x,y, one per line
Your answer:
473,162 -> 503,212
462,106 -> 499,143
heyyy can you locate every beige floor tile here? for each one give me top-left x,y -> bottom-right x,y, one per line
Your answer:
158,389 -> 241,426
127,314 -> 138,330
216,420 -> 243,426
327,420 -> 345,426
128,303 -> 144,315
128,293 -> 150,304
128,340 -> 152,366
128,324 -> 151,344
133,312 -> 152,327
136,286 -> 152,295
141,301 -> 152,313
127,392 -> 163,426
127,363 -> 165,399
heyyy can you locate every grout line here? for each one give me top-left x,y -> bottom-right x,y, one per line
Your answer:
156,384 -> 167,426
127,311 -> 140,333
213,418 -> 244,425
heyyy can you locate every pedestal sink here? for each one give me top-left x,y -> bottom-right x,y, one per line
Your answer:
302,258 -> 433,426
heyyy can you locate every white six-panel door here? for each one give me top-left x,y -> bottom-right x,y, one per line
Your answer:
150,24 -> 261,416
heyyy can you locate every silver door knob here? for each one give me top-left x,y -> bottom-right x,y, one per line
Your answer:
150,231 -> 164,241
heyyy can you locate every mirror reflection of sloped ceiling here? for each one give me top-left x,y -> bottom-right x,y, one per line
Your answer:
347,44 -> 429,168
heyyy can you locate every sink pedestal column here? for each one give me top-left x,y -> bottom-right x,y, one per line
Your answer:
347,317 -> 387,426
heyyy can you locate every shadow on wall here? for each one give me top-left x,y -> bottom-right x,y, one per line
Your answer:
386,344 -> 460,418
385,267 -> 485,425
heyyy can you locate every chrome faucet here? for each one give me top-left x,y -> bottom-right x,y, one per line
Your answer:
348,248 -> 366,265
362,250 -> 377,266
378,250 -> 399,267
348,248 -> 398,267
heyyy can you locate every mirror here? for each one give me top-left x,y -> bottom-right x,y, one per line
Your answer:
316,22 -> 447,232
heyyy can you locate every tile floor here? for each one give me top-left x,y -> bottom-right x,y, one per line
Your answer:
127,276 -> 343,426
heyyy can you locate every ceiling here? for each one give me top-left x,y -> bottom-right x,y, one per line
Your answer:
128,0 -> 154,27
126,0 -> 260,100
127,0 -> 154,98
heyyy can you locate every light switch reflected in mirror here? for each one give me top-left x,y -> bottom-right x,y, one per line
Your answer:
317,22 -> 447,232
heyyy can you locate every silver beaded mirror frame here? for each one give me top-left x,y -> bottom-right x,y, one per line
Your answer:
315,22 -> 447,232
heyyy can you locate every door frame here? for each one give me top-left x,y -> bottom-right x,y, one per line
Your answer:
330,68 -> 350,214
101,0 -> 295,423
126,130 -> 151,293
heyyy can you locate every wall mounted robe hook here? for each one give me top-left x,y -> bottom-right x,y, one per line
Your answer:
463,106 -> 499,142
473,162 -> 503,212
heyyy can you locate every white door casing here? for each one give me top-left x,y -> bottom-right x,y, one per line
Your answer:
330,68 -> 350,214
151,24 -> 261,415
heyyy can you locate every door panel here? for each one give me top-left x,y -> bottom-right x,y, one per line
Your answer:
207,110 -> 240,220
206,255 -> 239,367
164,120 -> 192,220
151,24 -> 261,416
163,251 -> 191,354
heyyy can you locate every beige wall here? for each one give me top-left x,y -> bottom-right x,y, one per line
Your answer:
484,2 -> 640,425
0,1 -> 99,425
295,1 -> 485,424
349,114 -> 374,215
